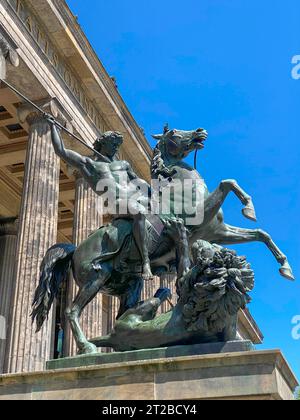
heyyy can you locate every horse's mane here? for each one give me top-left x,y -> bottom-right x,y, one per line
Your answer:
151,141 -> 169,179
151,126 -> 177,180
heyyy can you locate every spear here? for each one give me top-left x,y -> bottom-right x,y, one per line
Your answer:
0,78 -> 111,163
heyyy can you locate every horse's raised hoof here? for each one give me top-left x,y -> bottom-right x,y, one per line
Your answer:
78,342 -> 98,355
279,262 -> 295,281
242,202 -> 257,222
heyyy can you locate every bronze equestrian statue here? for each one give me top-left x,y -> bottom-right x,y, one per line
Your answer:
32,119 -> 294,355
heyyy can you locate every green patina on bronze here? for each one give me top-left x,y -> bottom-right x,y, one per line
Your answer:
31,120 -> 294,355
90,242 -> 254,351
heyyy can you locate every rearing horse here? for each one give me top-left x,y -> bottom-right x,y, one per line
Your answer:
151,126 -> 294,281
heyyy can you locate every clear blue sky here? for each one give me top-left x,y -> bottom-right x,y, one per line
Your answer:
67,0 -> 300,381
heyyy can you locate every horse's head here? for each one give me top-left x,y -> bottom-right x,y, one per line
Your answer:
152,125 -> 208,160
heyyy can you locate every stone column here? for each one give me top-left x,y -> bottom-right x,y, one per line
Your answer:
65,177 -> 104,356
5,100 -> 61,373
107,296 -> 120,332
0,218 -> 18,373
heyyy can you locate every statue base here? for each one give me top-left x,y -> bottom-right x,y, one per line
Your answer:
46,340 -> 254,370
0,345 -> 298,400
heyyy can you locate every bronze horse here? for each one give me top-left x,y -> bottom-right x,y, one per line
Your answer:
150,126 -> 294,281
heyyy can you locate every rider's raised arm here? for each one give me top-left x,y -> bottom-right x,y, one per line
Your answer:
48,119 -> 87,170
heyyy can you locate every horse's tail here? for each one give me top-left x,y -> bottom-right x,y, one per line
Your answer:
31,243 -> 76,332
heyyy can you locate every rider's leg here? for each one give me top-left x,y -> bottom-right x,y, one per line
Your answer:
132,212 -> 154,279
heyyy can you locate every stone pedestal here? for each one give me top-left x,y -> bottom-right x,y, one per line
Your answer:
65,177 -> 104,356
5,101 -> 60,373
47,341 -> 255,370
0,218 -> 18,373
0,349 -> 297,400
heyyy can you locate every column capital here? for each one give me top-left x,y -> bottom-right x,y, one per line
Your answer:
17,98 -> 73,133
0,32 -> 19,80
0,218 -> 18,237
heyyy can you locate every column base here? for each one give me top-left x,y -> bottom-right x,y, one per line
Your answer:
0,347 -> 298,400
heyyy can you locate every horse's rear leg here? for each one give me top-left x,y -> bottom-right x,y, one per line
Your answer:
202,180 -> 256,226
210,224 -> 294,281
66,270 -> 111,355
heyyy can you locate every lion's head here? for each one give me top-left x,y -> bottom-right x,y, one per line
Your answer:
177,240 -> 255,334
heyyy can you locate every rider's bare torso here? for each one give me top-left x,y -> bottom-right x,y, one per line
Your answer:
81,157 -> 150,217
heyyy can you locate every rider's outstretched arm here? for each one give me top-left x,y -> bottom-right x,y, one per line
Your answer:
47,118 -> 87,170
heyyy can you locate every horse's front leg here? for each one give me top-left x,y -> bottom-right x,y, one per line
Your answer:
200,180 -> 257,226
209,223 -> 294,281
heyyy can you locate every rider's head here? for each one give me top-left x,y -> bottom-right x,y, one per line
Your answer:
93,131 -> 123,160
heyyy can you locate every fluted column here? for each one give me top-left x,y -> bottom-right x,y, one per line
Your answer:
107,296 -> 120,332
5,100 -> 61,373
0,219 -> 18,373
65,177 -> 104,356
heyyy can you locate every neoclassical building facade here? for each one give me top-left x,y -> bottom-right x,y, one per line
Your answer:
0,0 -> 262,374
